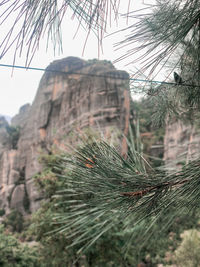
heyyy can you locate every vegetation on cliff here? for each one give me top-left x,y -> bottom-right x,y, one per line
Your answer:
0,224 -> 40,266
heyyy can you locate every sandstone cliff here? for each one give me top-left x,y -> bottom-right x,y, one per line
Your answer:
0,57 -> 130,215
164,120 -> 200,169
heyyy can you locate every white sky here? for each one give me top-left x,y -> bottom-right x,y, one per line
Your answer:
0,0 -> 154,117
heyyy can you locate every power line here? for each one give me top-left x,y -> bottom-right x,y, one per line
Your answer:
0,63 -> 199,88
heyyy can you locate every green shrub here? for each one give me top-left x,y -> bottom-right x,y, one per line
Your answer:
0,224 -> 40,266
174,229 -> 200,267
23,188 -> 30,212
0,209 -> 5,216
3,210 -> 24,232
29,152 -> 139,266
28,201 -> 139,266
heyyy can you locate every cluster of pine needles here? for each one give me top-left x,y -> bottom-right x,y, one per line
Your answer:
50,138 -> 200,254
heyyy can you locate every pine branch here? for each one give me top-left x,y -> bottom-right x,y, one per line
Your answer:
120,178 -> 189,198
0,0 -> 123,64
51,140 -> 200,253
115,0 -> 200,77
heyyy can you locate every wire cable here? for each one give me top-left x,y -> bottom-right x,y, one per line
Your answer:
0,63 -> 199,88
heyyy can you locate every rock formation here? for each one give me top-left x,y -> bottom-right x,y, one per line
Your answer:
164,120 -> 200,169
0,57 -> 130,215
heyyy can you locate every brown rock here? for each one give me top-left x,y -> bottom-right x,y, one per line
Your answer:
164,120 -> 200,169
10,184 -> 25,214
0,116 -> 10,156
0,57 -> 130,214
11,104 -> 31,128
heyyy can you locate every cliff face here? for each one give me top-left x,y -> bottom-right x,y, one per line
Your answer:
164,120 -> 200,169
0,57 -> 130,215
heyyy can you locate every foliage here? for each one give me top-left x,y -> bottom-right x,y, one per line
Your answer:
26,139 -> 200,266
28,153 -> 80,265
43,138 -> 200,259
23,188 -> 30,213
129,1 -> 200,125
29,153 -> 139,266
88,59 -> 113,67
2,0 -> 200,81
2,0 -> 200,265
173,229 -> 200,267
29,201 -> 138,266
117,0 -> 200,76
0,0 -> 126,65
27,201 -> 79,267
34,152 -> 66,199
0,224 -> 40,267
22,110 -> 198,266
3,209 -> 24,233
0,209 -> 5,216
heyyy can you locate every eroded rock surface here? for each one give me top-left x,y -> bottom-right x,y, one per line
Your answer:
164,120 -> 200,169
0,57 -> 130,214
0,117 -> 10,156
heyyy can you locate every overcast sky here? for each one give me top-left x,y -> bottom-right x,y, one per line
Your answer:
0,0 -> 154,117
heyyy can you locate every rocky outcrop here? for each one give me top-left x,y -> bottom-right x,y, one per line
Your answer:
164,120 -> 200,169
0,57 -> 130,215
0,117 -> 10,156
12,104 -> 31,128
